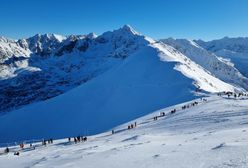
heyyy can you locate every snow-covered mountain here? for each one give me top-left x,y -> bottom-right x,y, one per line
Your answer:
0,25 -> 149,113
160,38 -> 248,90
195,37 -> 248,78
0,26 -> 247,143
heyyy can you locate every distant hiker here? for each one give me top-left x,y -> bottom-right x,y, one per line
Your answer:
128,125 -> 131,129
171,109 -> 176,114
112,130 -> 115,134
20,143 -> 24,149
30,144 -> 35,150
4,147 -> 9,153
83,137 -> 87,142
47,138 -> 53,144
74,137 -> 77,143
14,151 -> 20,156
42,140 -> 47,146
134,122 -> 137,127
68,137 -> 71,142
77,136 -> 81,142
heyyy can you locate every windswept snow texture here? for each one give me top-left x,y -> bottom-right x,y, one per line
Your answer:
161,38 -> 248,90
0,45 -> 197,143
1,95 -> 248,168
152,42 -> 237,93
195,37 -> 248,78
0,26 -> 245,143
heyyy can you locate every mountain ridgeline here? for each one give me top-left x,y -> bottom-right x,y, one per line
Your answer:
0,25 -> 248,142
0,25 -> 149,113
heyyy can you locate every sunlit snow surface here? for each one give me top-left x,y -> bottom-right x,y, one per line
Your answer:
1,95 -> 248,168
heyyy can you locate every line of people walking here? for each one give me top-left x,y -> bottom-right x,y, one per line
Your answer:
7,93 -> 242,157
68,136 -> 88,144
218,91 -> 248,99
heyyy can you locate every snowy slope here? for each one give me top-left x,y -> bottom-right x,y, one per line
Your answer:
2,27 -> 246,114
152,42 -> 237,92
0,45 -> 197,143
0,25 -> 149,113
0,26 -> 244,143
1,95 -> 248,168
196,37 -> 248,78
161,38 -> 248,90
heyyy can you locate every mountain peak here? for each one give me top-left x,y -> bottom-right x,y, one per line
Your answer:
86,32 -> 97,39
28,33 -> 66,42
119,24 -> 139,35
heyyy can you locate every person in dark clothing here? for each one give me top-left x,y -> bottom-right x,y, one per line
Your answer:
68,137 -> 71,142
14,151 -> 20,156
171,109 -> 176,114
20,143 -> 24,149
112,130 -> 115,134
4,147 -> 9,153
77,136 -> 81,142
83,137 -> 87,142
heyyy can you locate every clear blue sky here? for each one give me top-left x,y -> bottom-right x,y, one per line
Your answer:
1,0 -> 248,40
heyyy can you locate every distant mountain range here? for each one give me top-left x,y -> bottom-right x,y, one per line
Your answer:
0,25 -> 248,142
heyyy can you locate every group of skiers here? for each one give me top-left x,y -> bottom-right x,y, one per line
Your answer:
68,136 -> 88,143
218,91 -> 248,99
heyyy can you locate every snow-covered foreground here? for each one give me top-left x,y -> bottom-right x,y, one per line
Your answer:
1,95 -> 248,168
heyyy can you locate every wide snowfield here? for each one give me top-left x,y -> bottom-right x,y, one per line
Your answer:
1,95 -> 248,168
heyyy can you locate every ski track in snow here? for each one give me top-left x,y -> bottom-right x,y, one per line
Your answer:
0,95 -> 248,168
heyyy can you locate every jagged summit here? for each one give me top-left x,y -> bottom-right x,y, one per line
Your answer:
100,25 -> 141,39
27,33 -> 66,42
0,26 -> 248,143
0,25 -> 151,113
86,32 -> 97,39
120,24 -> 139,35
